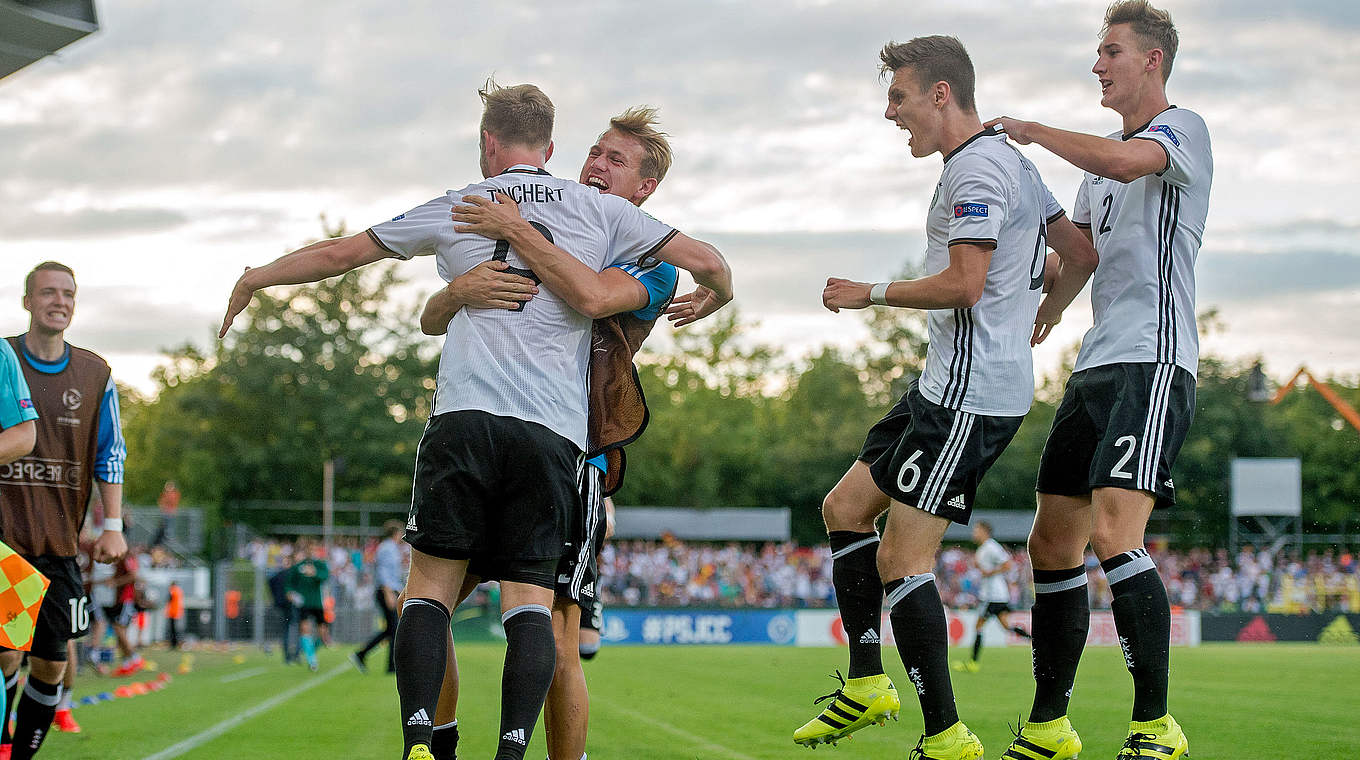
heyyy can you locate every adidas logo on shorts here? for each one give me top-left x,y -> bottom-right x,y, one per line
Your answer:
406,515 -> 418,532
582,582 -> 595,596
947,494 -> 967,510
407,708 -> 432,727
859,629 -> 881,644
502,728 -> 527,746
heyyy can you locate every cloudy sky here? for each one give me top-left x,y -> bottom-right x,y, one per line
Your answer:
3,0 -> 1358,394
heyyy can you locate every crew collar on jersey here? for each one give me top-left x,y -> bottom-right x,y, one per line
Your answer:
500,164 -> 552,176
1121,105 -> 1178,141
17,334 -> 70,374
943,125 -> 1003,164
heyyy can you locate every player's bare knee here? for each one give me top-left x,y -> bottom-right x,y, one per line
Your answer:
822,487 -> 874,533
27,656 -> 65,684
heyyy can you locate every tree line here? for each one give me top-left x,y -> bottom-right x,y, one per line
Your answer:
119,250 -> 1360,552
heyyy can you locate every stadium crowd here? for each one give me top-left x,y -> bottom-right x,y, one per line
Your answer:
231,534 -> 1358,615
596,537 -> 1359,614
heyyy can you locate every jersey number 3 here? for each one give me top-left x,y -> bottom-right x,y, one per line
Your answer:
492,221 -> 551,312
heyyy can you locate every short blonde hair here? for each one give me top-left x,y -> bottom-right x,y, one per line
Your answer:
608,106 -> 673,183
478,79 -> 554,150
1103,0 -> 1179,82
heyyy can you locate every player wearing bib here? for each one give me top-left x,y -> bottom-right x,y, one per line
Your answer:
417,107 -> 688,760
953,521 -> 1030,673
0,337 -> 36,743
802,38 -> 1097,760
218,86 -> 731,760
989,3 -> 1205,758
0,340 -> 36,467
0,262 -> 128,760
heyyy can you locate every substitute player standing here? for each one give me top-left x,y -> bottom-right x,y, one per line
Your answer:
0,262 -> 128,760
952,520 -> 1030,673
0,337 -> 37,739
418,106 -> 687,760
987,2 -> 1209,757
0,340 -> 36,467
798,37 -> 1097,760
219,82 -> 732,760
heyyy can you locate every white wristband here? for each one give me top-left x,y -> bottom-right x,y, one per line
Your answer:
103,518 -> 123,533
869,282 -> 891,306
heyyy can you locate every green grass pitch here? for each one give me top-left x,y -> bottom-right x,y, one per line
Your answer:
47,642 -> 1360,759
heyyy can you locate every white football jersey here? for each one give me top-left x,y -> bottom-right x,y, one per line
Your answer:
976,537 -> 1011,603
369,165 -> 676,449
1071,107 -> 1213,376
918,129 -> 1064,417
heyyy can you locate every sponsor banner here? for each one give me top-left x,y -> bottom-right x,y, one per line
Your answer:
600,609 -> 797,646
1201,613 -> 1360,643
795,609 -> 1200,647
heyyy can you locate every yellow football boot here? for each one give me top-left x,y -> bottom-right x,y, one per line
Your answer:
404,743 -> 435,760
1117,714 -> 1188,759
793,671 -> 900,747
909,721 -> 984,760
1000,716 -> 1083,759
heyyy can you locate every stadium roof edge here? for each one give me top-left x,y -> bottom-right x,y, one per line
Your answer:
0,0 -> 99,81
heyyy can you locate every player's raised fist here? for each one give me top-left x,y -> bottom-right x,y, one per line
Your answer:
822,277 -> 872,313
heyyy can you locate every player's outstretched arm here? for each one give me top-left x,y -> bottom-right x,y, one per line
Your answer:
652,233 -> 732,306
420,261 -> 541,336
453,194 -> 662,319
0,420 -> 35,465
985,117 -> 1168,183
219,233 -> 391,338
1032,215 -> 1099,346
823,242 -> 992,313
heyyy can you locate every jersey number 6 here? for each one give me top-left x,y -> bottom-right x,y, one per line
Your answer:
492,221 -> 551,312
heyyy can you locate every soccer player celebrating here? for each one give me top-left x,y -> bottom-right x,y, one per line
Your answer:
952,520 -> 1030,673
219,82 -> 732,760
796,37 -> 1096,760
0,262 -> 128,760
986,3 -> 1209,758
418,106 -> 687,760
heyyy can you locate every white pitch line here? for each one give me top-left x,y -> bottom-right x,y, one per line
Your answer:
142,665 -> 347,760
218,666 -> 269,683
595,697 -> 762,760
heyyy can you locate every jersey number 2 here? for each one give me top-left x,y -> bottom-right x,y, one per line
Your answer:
1098,195 -> 1114,236
1110,434 -> 1137,479
492,221 -> 552,312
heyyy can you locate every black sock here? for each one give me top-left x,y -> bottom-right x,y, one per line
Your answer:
430,720 -> 459,760
1011,626 -> 1033,639
971,628 -> 983,662
1103,549 -> 1170,721
1029,566 -> 1089,723
2,670 -> 19,744
494,604 -> 556,760
829,530 -> 883,678
394,598 -> 450,755
10,675 -> 60,760
885,573 -> 957,736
